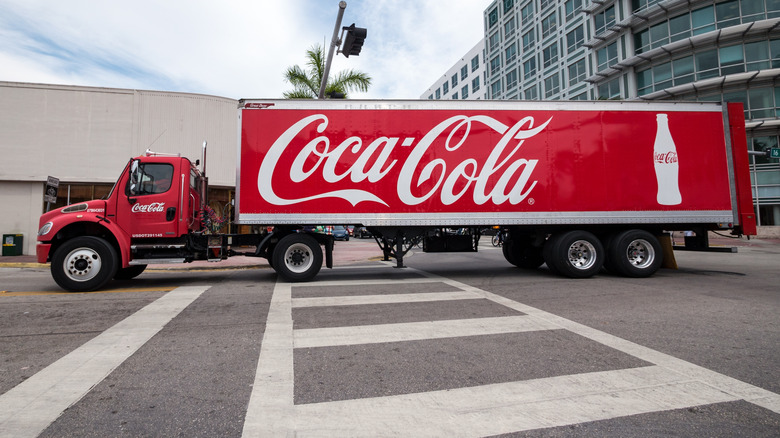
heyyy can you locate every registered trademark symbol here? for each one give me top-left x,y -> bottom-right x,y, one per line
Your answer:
528,198 -> 535,205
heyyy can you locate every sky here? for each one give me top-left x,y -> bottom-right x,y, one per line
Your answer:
0,0 -> 490,100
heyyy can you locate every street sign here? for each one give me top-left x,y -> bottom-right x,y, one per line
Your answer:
771,148 -> 780,159
44,176 -> 59,204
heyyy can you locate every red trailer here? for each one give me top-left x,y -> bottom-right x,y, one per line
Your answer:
37,100 -> 755,291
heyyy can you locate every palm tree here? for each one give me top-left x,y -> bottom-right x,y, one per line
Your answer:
283,45 -> 371,99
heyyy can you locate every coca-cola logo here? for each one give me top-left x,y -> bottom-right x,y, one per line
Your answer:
132,202 -> 165,213
654,151 -> 678,164
257,114 -> 552,207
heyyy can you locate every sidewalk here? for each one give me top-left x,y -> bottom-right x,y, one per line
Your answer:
0,240 -> 382,270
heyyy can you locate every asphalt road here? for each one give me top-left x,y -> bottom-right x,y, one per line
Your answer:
0,238 -> 778,437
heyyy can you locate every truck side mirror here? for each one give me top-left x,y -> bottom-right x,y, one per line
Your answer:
128,159 -> 141,198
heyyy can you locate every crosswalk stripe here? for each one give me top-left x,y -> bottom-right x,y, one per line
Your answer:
292,366 -> 738,436
294,315 -> 561,348
0,285 -> 210,438
291,291 -> 480,308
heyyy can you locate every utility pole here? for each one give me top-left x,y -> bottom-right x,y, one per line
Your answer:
318,1 -> 347,99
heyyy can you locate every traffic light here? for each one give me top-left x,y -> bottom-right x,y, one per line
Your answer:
341,23 -> 366,57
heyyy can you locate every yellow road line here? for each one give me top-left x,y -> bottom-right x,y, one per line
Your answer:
0,287 -> 176,297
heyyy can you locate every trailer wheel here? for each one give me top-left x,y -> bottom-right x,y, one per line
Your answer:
51,236 -> 118,292
272,234 -> 322,282
543,231 -> 604,278
503,237 -> 544,269
606,230 -> 662,277
114,265 -> 147,280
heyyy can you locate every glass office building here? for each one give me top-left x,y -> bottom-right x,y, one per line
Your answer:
477,0 -> 780,225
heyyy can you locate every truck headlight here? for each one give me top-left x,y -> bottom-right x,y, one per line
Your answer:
38,222 -> 53,236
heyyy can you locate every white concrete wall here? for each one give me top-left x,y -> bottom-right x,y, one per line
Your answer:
0,181 -> 44,255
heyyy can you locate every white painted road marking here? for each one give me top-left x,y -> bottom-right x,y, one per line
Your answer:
0,285 -> 210,438
242,264 -> 780,437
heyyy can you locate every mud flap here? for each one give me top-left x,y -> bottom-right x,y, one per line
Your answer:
658,234 -> 677,269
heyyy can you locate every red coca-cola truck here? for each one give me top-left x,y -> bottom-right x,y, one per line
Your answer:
36,100 -> 756,291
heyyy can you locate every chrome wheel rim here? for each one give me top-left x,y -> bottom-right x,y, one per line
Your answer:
567,240 -> 597,270
626,239 -> 655,269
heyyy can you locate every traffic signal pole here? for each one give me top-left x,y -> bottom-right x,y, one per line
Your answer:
318,1 -> 347,100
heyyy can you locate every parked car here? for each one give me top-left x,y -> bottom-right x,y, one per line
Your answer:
354,227 -> 372,239
331,225 -> 349,241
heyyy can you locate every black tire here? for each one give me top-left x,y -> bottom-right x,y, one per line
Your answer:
51,236 -> 118,292
503,237 -> 544,269
272,234 -> 323,282
605,230 -> 663,277
114,264 -> 147,280
543,230 -> 604,278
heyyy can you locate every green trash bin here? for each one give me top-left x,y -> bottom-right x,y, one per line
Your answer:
2,234 -> 23,256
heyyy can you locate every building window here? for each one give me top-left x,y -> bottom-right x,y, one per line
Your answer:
443,82 -> 449,94
672,55 -> 695,85
428,94 -> 433,100
522,29 -> 536,52
565,0 -> 583,20
472,77 -> 481,92
597,77 -> 620,99
542,12 -> 558,38
462,85 -> 469,99
452,73 -> 459,88
523,57 -> 537,80
691,6 -> 716,35
539,0 -> 555,12
490,55 -> 502,76
571,91 -> 588,100
596,42 -> 618,72
461,65 -> 469,80
488,7 -> 499,28
524,85 -> 538,100
491,79 -> 503,98
568,58 -> 587,86
505,17 -> 516,36
435,88 -> 441,99
720,44 -> 745,75
544,73 -> 560,97
489,31 -> 500,52
506,69 -> 519,89
594,5 -> 616,36
695,49 -> 719,80
542,12 -> 557,39
505,43 -> 518,64
521,1 -> 534,22
543,43 -> 559,68
471,55 -> 480,72
504,0 -> 515,13
452,92 -> 459,100
566,26 -> 584,54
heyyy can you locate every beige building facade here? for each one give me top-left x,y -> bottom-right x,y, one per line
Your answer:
0,81 -> 238,255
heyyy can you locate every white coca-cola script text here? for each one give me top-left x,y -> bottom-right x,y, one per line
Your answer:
132,202 -> 166,213
257,114 -> 552,207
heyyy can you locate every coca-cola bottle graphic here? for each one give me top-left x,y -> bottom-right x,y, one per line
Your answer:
653,113 -> 682,205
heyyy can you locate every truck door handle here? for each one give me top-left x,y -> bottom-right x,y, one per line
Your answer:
166,207 -> 176,221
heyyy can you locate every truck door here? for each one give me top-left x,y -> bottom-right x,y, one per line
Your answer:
120,160 -> 181,239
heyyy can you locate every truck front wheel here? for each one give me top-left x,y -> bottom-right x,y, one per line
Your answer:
51,236 -> 118,292
543,230 -> 604,278
272,234 -> 322,282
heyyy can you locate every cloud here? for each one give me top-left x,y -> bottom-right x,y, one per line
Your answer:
0,0 -> 489,99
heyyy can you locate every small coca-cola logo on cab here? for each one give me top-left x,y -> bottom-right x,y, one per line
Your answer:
132,202 -> 165,213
